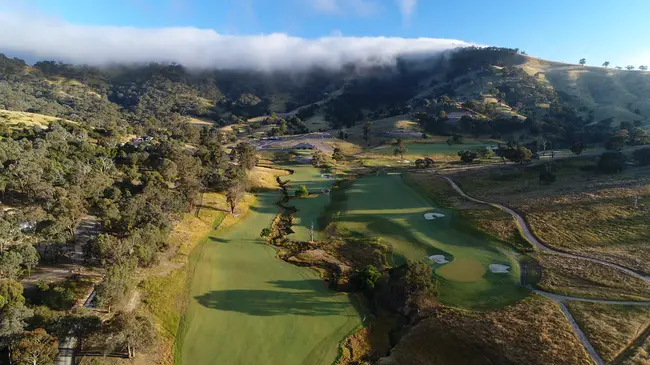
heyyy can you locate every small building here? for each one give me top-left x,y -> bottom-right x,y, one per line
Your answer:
293,143 -> 315,150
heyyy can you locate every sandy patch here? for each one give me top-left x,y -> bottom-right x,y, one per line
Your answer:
428,255 -> 449,264
424,212 -> 446,220
489,264 -> 510,273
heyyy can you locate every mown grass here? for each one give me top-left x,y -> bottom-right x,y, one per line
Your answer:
407,172 -> 533,253
567,302 -> 650,363
179,190 -> 361,365
371,139 -> 497,157
138,192 -> 254,364
537,253 -> 650,301
330,173 -> 524,310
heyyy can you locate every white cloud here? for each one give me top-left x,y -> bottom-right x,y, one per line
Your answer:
310,0 -> 379,17
395,0 -> 417,22
0,11 -> 472,71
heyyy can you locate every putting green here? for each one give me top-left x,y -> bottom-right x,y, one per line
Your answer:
334,174 -> 526,309
437,258 -> 486,282
180,192 -> 361,365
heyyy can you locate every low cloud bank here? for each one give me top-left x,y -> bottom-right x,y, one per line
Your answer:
0,12 -> 472,71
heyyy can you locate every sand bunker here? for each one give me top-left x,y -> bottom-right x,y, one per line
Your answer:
489,264 -> 510,273
424,212 -> 446,220
428,255 -> 449,264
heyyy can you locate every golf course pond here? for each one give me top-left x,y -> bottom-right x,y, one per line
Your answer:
178,167 -> 526,364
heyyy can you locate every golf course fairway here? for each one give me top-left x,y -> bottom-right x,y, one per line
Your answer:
180,191 -> 361,365
334,173 -> 526,309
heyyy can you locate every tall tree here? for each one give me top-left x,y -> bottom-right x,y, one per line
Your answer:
626,65 -> 636,70
570,142 -> 586,156
579,58 -> 586,66
362,121 -> 372,145
224,166 -> 248,214
331,147 -> 344,163
602,61 -> 610,68
103,312 -> 155,359
393,139 -> 408,160
10,328 -> 58,365
232,142 -> 258,171
640,65 -> 649,71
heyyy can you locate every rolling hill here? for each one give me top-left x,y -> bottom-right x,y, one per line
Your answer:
1,47 -> 649,146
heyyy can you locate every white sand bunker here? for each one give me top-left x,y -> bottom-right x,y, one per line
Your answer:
489,264 -> 510,273
428,255 -> 449,264
424,212 -> 446,220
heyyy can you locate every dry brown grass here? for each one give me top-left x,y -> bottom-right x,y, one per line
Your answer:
620,334 -> 650,365
567,302 -> 650,363
538,253 -> 650,301
381,295 -> 590,365
0,109 -> 75,128
328,140 -> 363,155
337,315 -> 403,365
187,116 -> 216,126
247,166 -> 290,191
452,159 -> 650,274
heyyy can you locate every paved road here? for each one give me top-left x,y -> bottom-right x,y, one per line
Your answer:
55,290 -> 96,365
441,176 -> 650,365
54,216 -> 100,365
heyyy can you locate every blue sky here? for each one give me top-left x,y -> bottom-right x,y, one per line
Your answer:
3,0 -> 650,68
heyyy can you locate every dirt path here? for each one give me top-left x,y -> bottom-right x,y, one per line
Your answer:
441,176 -> 650,365
441,176 -> 650,285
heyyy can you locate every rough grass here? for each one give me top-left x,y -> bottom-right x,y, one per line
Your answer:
567,302 -> 650,363
520,56 -> 650,126
537,253 -> 650,301
452,158 -> 650,274
247,166 -> 290,191
382,295 -> 591,365
187,117 -> 216,126
0,109 -> 74,128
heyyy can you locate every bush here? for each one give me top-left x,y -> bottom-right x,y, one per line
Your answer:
458,150 -> 478,163
295,185 -> 309,198
598,151 -> 627,173
633,147 -> 650,166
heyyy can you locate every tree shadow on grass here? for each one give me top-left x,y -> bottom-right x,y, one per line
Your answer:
194,286 -> 350,316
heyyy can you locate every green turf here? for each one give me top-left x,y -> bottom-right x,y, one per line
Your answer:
180,192 -> 361,365
284,165 -> 337,242
333,174 -> 526,309
373,140 -> 497,157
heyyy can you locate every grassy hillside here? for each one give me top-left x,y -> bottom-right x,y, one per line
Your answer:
520,56 -> 650,126
0,109 -> 75,128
